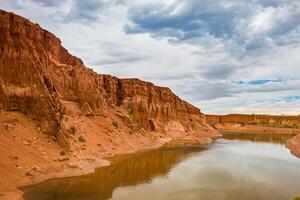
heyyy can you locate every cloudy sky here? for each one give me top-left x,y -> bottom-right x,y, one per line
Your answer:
1,0 -> 300,114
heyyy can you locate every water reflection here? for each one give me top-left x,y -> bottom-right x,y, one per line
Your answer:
21,133 -> 300,200
21,144 -> 205,200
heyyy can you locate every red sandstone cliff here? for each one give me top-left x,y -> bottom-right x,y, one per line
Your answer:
0,10 -> 219,198
0,9 -> 216,149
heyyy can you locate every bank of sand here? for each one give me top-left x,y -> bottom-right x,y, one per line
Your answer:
3,117 -> 300,200
0,111 -> 220,200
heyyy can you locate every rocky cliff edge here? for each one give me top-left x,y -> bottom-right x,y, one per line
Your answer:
0,10 -> 219,198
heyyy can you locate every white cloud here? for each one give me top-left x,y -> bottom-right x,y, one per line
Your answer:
0,0 -> 299,115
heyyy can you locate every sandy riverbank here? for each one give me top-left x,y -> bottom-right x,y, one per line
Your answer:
0,111 -> 220,200
3,120 -> 300,200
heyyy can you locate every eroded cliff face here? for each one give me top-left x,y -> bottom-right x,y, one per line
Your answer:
102,76 -> 206,132
0,10 -> 211,149
0,10 -> 220,198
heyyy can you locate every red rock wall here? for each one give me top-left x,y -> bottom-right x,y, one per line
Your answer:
206,114 -> 300,125
102,76 -> 205,131
0,10 -> 65,135
205,115 -> 222,124
0,10 -> 207,147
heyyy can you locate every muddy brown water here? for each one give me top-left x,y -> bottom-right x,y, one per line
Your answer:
21,133 -> 300,200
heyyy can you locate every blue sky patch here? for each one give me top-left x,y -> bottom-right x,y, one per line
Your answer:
233,79 -> 284,85
282,96 -> 300,102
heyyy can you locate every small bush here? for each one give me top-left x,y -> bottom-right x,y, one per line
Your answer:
112,121 -> 118,129
268,119 -> 276,124
127,108 -> 133,121
259,120 -> 268,125
78,135 -> 86,143
247,121 -> 258,125
68,126 -> 76,135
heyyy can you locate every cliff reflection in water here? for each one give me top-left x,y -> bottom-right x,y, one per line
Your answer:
22,144 -> 206,200
223,133 -> 296,144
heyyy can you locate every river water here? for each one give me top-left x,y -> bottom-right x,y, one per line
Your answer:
22,133 -> 300,200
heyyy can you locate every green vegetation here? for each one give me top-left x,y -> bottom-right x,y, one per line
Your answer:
240,118 -> 300,129
127,107 -> 133,121
112,121 -> 118,129
68,126 -> 76,135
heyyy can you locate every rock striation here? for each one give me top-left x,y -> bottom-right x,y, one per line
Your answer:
206,114 -> 300,126
0,10 -> 211,150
